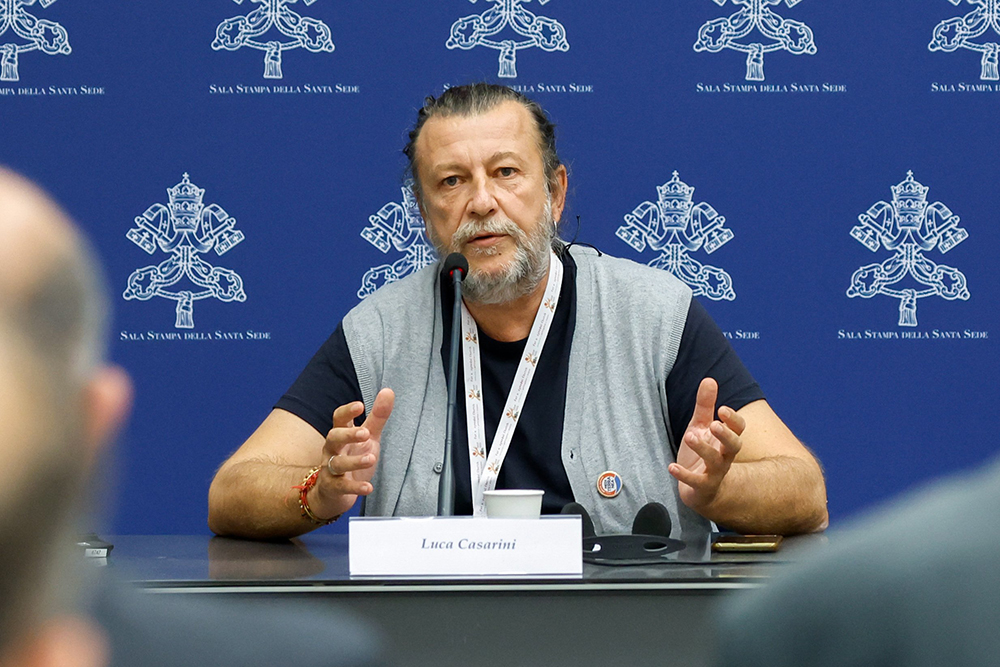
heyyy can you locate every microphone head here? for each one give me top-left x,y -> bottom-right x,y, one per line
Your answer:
442,253 -> 469,278
631,502 -> 672,539
561,502 -> 596,539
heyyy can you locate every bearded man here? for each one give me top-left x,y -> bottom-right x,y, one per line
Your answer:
208,83 -> 828,541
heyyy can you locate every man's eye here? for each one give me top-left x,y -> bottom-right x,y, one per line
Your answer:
442,176 -> 459,187
498,167 -> 516,177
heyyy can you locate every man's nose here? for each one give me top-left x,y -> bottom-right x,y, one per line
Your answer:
467,178 -> 498,218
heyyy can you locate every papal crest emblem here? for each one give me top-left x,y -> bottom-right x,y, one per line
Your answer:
446,0 -> 569,79
123,174 -> 247,329
357,182 -> 435,299
212,0 -> 335,79
847,172 -> 970,327
617,172 -> 736,301
0,0 -> 71,82
929,0 -> 1000,80
694,0 -> 816,81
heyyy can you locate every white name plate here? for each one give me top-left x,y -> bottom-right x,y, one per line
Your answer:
349,515 -> 583,579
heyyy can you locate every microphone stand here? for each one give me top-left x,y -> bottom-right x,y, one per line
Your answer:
437,257 -> 466,516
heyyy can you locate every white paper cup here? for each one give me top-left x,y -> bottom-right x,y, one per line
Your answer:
483,489 -> 545,519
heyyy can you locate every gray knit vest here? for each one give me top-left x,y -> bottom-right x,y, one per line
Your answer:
342,246 -> 712,542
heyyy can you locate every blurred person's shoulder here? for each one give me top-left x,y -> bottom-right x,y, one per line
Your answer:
717,456 -> 1000,667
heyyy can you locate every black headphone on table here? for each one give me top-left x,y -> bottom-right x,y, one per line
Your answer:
561,501 -> 687,565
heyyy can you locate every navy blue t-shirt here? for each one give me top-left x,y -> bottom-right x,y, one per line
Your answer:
276,250 -> 764,515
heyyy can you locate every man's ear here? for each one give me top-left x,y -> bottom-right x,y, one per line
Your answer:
81,365 -> 132,465
550,164 -> 568,223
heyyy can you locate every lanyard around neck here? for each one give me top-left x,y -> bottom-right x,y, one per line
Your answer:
460,249 -> 564,517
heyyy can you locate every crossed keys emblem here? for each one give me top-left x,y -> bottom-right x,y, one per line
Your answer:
358,183 -> 436,299
694,0 -> 816,81
847,172 -> 970,327
617,172 -> 736,301
930,0 -> 1000,80
123,174 -> 247,329
212,0 -> 335,79
0,0 -> 71,82
447,0 -> 569,78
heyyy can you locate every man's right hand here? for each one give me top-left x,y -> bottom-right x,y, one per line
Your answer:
310,388 -> 395,518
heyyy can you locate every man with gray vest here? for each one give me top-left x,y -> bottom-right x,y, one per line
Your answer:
208,83 -> 828,541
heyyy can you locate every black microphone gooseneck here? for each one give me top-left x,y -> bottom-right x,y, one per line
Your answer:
437,252 -> 469,516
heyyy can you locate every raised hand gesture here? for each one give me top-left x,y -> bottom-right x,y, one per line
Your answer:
313,388 -> 395,513
668,378 -> 746,514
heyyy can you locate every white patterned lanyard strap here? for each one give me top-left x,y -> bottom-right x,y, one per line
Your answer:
461,250 -> 564,517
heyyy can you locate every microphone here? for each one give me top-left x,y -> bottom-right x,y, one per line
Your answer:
437,253 -> 468,516
441,252 -> 469,280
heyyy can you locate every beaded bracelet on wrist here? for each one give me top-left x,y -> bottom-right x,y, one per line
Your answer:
292,466 -> 337,526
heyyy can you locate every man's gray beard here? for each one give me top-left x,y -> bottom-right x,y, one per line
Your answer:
430,201 -> 556,305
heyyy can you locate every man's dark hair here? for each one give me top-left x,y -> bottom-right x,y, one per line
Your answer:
403,83 -> 562,196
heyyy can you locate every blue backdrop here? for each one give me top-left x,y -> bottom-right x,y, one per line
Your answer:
1,0 -> 996,534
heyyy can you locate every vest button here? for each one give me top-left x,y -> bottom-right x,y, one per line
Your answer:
433,462 -> 443,473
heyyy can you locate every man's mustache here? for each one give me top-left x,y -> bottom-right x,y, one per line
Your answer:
450,218 -> 525,248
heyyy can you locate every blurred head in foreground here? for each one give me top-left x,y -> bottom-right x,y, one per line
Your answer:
0,168 -> 131,667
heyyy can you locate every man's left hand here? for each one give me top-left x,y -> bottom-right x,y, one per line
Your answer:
668,377 -> 746,513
